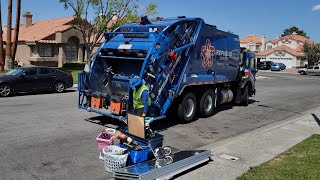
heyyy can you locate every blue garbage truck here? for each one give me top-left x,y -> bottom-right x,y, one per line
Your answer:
78,16 -> 257,123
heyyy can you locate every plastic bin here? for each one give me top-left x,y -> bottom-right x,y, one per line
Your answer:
96,128 -> 116,150
119,144 -> 151,165
119,127 -> 164,165
103,145 -> 129,172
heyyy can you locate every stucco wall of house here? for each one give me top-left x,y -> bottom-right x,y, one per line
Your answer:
15,44 -> 31,66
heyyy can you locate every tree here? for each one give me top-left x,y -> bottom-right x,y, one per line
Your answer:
59,0 -> 158,68
12,0 -> 22,62
5,0 -> 13,70
3,0 -> 21,71
0,1 -> 4,71
303,42 -> 320,66
282,26 -> 309,38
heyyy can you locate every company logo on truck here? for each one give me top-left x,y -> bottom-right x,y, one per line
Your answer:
201,39 -> 215,67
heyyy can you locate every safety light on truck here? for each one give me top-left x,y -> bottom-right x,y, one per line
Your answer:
66,74 -> 72,77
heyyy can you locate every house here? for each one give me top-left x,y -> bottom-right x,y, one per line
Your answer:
256,33 -> 314,68
3,12 -> 107,67
240,35 -> 266,53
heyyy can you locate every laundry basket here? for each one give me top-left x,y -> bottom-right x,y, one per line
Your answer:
103,145 -> 129,172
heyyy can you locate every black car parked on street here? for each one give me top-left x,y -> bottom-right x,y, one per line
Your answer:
0,66 -> 73,97
259,61 -> 274,70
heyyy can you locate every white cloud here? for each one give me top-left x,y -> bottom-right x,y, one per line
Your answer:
312,5 -> 320,11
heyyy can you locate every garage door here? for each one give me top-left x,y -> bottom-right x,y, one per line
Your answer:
270,59 -> 293,68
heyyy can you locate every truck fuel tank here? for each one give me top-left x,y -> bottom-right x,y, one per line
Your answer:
219,89 -> 233,104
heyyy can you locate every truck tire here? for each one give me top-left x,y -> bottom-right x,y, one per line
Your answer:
178,92 -> 197,123
241,86 -> 249,106
199,90 -> 215,117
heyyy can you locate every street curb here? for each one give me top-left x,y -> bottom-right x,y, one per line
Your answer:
258,70 -> 298,75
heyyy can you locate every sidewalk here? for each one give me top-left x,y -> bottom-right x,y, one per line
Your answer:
177,106 -> 320,180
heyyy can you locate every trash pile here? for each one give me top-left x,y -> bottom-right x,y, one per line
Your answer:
95,115 -> 169,173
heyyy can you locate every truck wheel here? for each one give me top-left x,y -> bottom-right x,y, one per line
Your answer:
241,86 -> 249,106
199,90 -> 215,117
178,92 -> 197,123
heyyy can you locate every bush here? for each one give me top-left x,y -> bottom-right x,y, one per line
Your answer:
62,62 -> 86,69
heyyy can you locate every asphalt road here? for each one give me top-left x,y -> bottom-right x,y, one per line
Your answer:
1,72 -> 320,180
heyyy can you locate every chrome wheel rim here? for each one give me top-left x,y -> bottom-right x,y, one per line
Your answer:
0,85 -> 11,96
204,95 -> 213,112
56,83 -> 65,92
184,99 -> 195,118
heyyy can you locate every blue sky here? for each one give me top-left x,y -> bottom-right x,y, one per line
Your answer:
1,0 -> 320,42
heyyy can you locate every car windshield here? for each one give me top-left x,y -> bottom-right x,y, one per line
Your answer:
273,63 -> 279,66
5,68 -> 23,76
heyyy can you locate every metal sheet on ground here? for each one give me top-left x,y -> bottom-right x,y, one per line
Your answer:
113,150 -> 211,180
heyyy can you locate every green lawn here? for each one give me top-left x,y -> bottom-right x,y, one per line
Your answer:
237,134 -> 320,180
64,69 -> 81,84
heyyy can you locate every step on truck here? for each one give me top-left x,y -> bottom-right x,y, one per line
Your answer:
78,16 -> 257,123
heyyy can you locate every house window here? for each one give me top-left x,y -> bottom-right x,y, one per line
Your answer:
38,45 -> 53,57
267,45 -> 272,50
249,45 -> 255,51
31,46 -> 38,56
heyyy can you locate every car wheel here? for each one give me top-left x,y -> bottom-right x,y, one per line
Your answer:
0,84 -> 12,97
199,90 -> 215,118
300,71 -> 306,75
178,92 -> 197,123
54,82 -> 65,93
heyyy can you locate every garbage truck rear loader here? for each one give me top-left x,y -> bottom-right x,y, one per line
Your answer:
78,17 -> 257,123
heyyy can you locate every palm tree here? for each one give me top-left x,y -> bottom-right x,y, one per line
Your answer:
0,1 -> 4,71
12,0 -> 21,64
5,0 -> 13,70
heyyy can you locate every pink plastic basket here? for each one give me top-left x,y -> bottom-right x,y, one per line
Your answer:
96,128 -> 116,150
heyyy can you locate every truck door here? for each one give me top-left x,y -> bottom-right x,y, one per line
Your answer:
249,57 -> 257,77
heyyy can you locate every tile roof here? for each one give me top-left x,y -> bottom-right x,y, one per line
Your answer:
240,35 -> 264,44
256,45 -> 304,57
3,17 -> 75,42
267,34 -> 314,44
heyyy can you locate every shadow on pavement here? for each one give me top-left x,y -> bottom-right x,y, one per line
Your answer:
311,114 -> 320,126
215,99 -> 259,114
85,115 -> 127,129
84,99 -> 260,132
6,89 -> 76,97
257,104 -> 302,115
